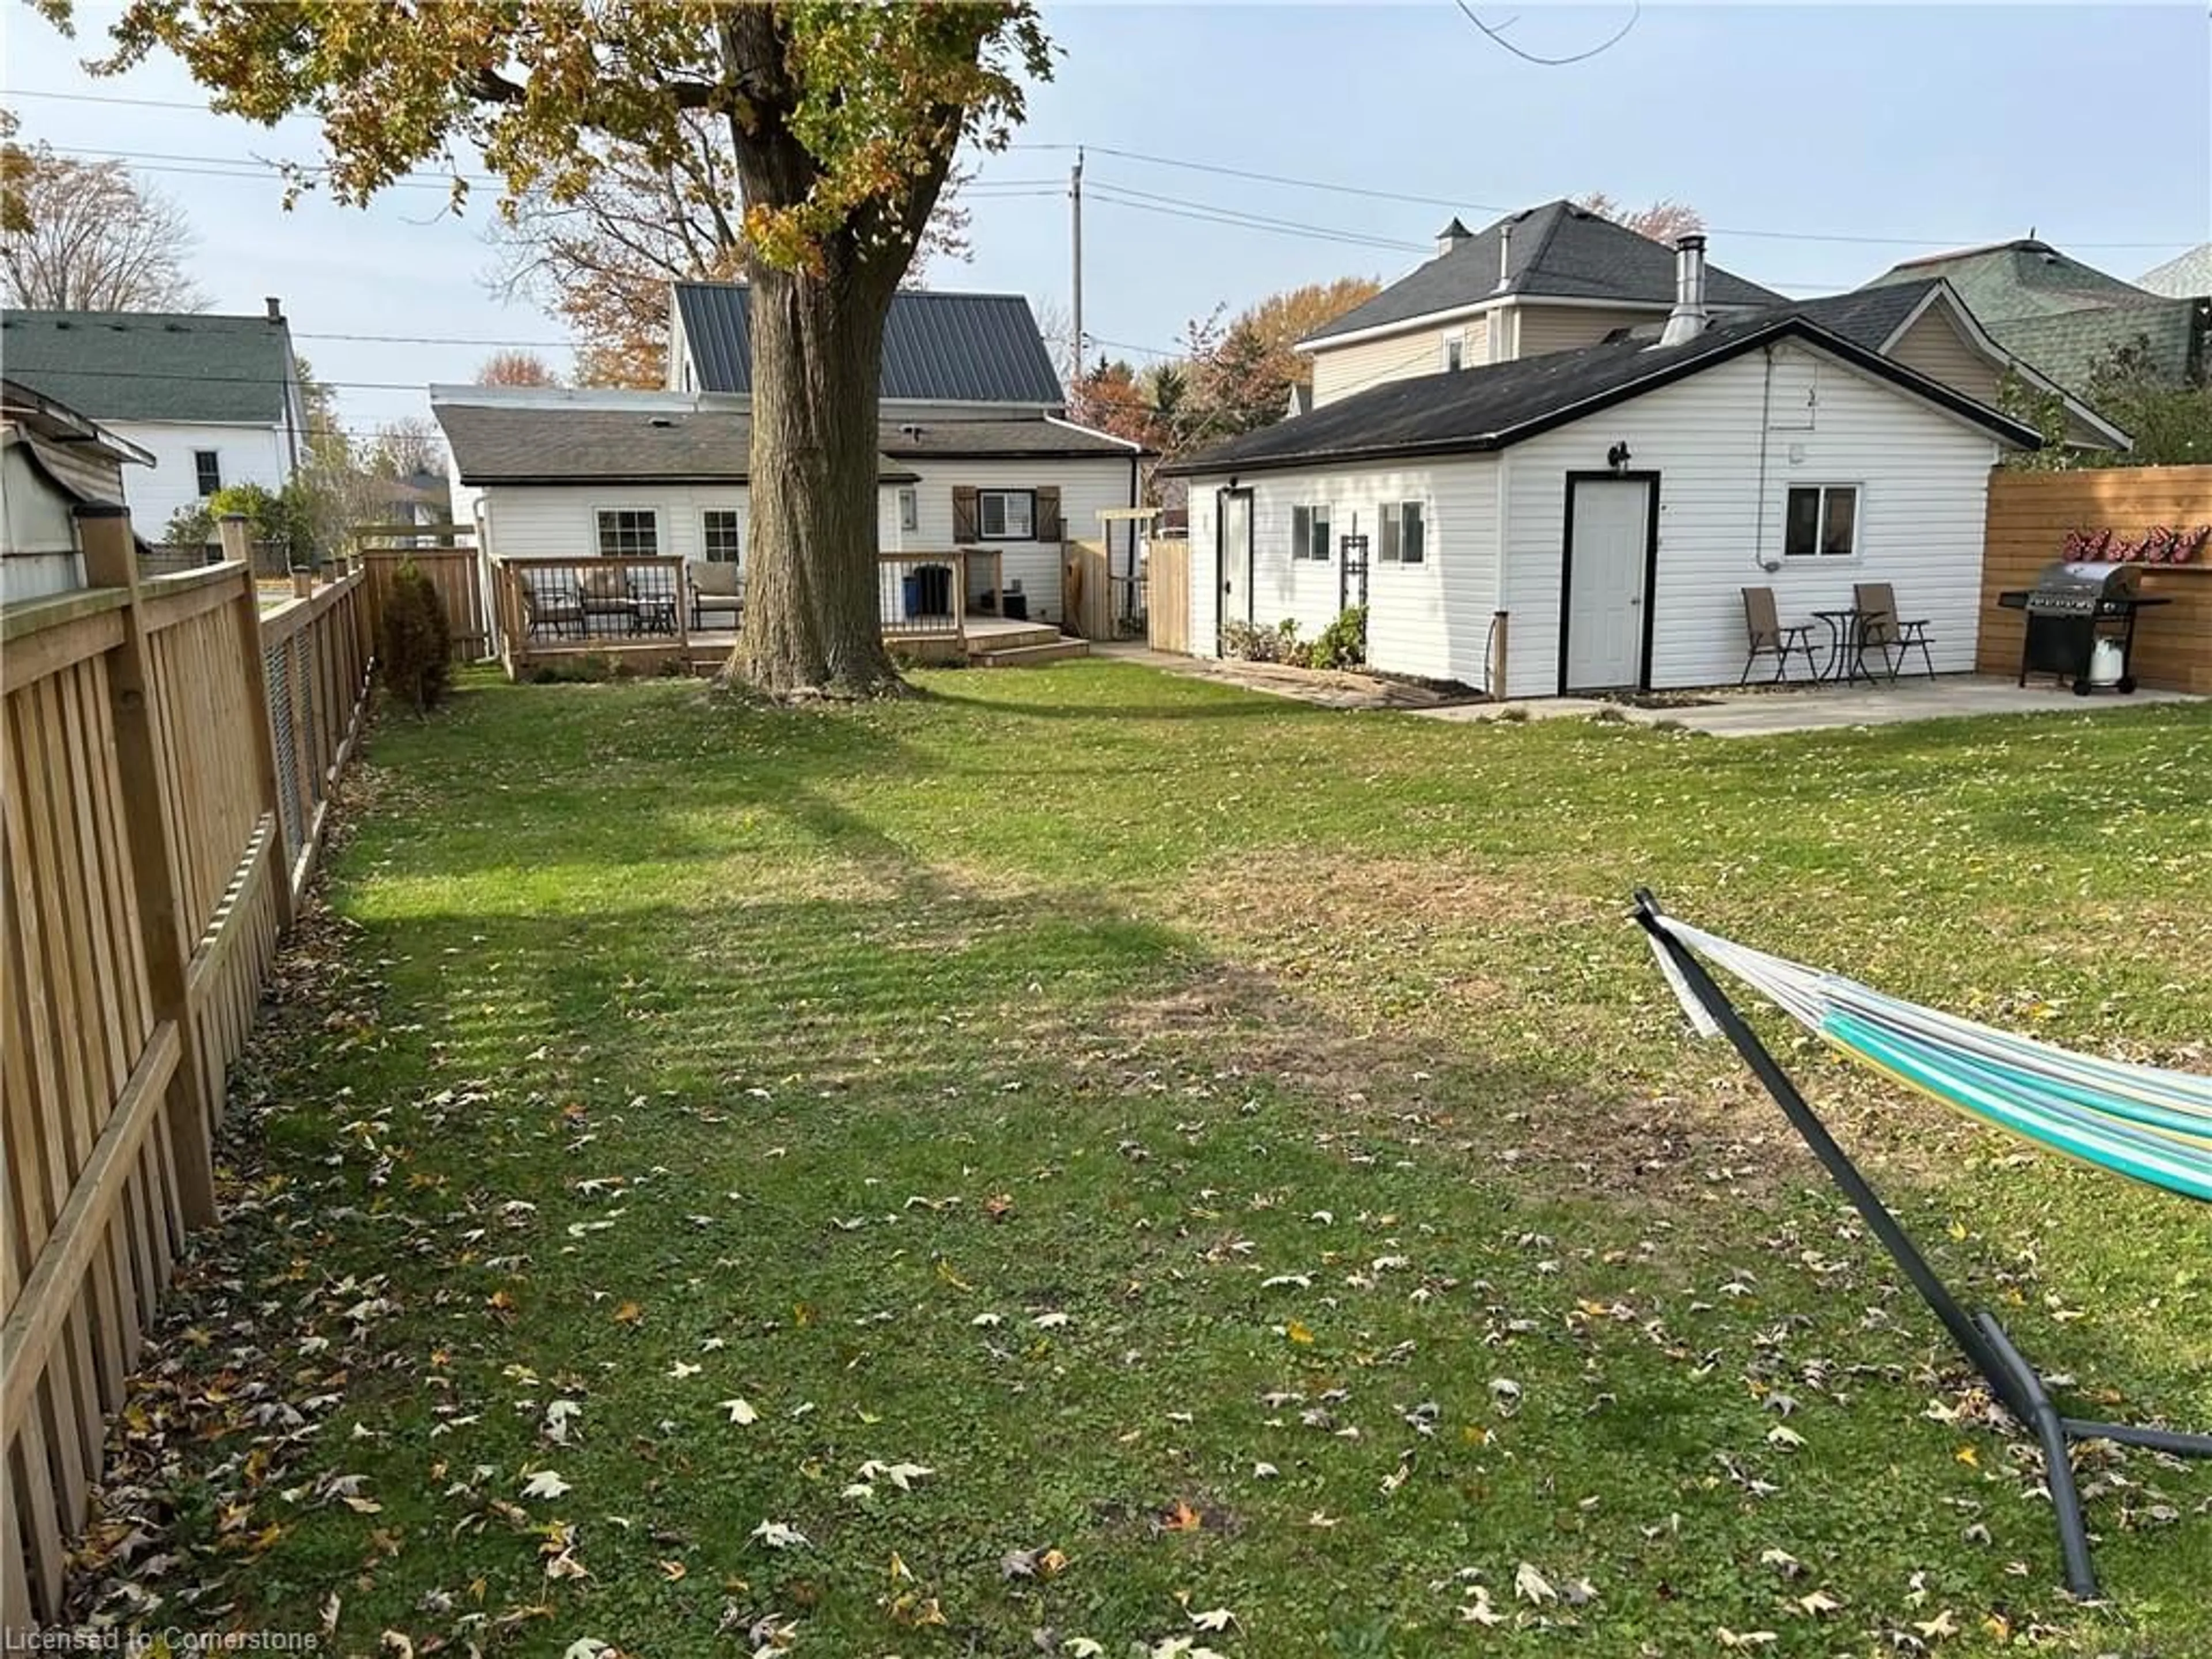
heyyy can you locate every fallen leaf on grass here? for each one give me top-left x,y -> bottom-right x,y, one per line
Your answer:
749,1520 -> 809,1551
520,1470 -> 571,1501
1514,1562 -> 1556,1604
720,1398 -> 759,1426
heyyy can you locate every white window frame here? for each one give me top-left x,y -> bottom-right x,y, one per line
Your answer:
1378,499 -> 1427,566
699,508 -> 743,563
1442,333 -> 1465,373
978,488 -> 1036,541
897,486 -> 920,533
1781,484 -> 1861,560
192,449 -> 222,498
1291,503 -> 1331,562
593,506 -> 661,557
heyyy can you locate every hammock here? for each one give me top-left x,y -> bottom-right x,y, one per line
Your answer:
1631,893 -> 2212,1601
1643,913 -> 2212,1204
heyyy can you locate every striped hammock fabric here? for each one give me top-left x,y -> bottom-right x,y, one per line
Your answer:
1646,915 -> 2212,1203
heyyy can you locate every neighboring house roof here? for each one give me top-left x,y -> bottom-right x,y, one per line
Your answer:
876,416 -> 1142,459
673,284 -> 1066,406
1301,201 -> 1787,346
1984,302 -> 2203,395
435,398 -> 759,485
2138,243 -> 2212,300
1164,312 -> 2039,477
1864,238 -> 2159,321
0,308 -> 298,425
1,377 -> 157,468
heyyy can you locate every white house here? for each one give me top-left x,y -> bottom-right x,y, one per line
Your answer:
434,285 -> 1143,639
0,300 -> 307,537
2,378 -> 154,603
1167,238 -> 2047,699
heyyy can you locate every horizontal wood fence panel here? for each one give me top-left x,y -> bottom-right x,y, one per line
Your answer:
4,520 -> 373,1634
1978,465 -> 2212,694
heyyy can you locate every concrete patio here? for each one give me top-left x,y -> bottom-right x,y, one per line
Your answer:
1416,675 -> 2202,737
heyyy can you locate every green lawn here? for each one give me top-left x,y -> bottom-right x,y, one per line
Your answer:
79,664 -> 2211,1658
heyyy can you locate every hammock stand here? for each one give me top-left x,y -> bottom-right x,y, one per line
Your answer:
1632,891 -> 2211,1600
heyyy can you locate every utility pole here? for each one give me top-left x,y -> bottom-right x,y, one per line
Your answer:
1069,146 -> 1084,390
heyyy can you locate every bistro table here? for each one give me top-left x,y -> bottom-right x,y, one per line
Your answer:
1810,607 -> 1880,686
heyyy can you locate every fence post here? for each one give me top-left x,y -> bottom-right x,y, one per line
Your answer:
76,505 -> 219,1228
220,514 -> 294,932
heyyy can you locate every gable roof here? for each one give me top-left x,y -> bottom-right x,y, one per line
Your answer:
2138,244 -> 2212,300
1,377 -> 156,468
673,284 -> 1066,406
1302,201 -> 1787,347
0,308 -> 298,426
1862,238 -> 2160,322
1165,312 -> 2039,477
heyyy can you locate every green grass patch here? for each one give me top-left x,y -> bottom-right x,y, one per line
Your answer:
78,665 -> 2211,1658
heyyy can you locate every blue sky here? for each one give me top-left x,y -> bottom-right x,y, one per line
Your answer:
7,3 -> 2207,439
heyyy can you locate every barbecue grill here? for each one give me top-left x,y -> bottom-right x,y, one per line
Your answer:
1995,560 -> 2169,695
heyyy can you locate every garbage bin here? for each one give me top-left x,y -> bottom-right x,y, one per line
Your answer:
902,573 -> 922,619
914,562 -> 952,616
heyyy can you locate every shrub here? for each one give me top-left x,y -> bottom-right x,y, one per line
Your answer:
1222,618 -> 1304,664
377,560 -> 452,714
1309,604 -> 1368,670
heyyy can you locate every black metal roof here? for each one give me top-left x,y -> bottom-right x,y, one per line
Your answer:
1304,202 -> 1787,344
673,284 -> 1066,406
1163,311 -> 2040,477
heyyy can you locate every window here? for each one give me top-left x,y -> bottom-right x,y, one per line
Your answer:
700,509 -> 742,563
978,488 -> 1035,540
193,450 -> 222,497
1379,500 -> 1426,565
1443,334 -> 1465,373
1783,486 -> 1859,558
1291,503 -> 1331,561
595,507 -> 659,556
897,486 -> 919,533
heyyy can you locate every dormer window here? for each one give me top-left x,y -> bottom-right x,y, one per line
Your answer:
1443,334 -> 1465,373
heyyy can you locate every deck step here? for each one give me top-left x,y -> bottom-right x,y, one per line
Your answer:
976,638 -> 1090,668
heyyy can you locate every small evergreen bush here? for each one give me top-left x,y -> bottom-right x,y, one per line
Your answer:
377,560 -> 452,714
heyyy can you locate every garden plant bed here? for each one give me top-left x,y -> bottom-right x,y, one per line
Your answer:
66,663 -> 2212,1657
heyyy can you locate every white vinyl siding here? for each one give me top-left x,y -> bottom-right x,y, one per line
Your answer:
105,419 -> 293,536
477,484 -> 751,562
1182,458 -> 1499,683
1497,343 -> 1999,696
1309,316 -> 1490,407
882,455 -> 1131,624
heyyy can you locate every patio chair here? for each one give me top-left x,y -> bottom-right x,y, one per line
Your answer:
521,578 -> 585,641
1853,581 -> 1934,680
575,563 -> 639,637
1739,586 -> 1817,684
688,560 -> 744,631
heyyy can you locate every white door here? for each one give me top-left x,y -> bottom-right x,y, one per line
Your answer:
1564,479 -> 1652,691
1218,490 -> 1253,643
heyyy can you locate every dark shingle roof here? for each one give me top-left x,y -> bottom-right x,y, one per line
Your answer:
674,285 -> 1066,406
875,416 -> 1139,459
1165,312 -> 2038,477
436,400 -> 757,484
1304,202 -> 1787,344
0,309 -> 297,425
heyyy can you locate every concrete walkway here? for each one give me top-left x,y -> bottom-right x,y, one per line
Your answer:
1419,676 -> 2200,737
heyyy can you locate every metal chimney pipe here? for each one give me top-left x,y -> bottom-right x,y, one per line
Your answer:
1657,234 -> 1709,347
1496,221 -> 1514,292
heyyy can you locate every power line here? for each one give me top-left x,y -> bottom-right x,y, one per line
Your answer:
1089,190 -> 1427,256
1454,0 -> 1642,67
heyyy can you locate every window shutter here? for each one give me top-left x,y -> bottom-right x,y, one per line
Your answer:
1035,486 -> 1063,541
952,486 -> 980,544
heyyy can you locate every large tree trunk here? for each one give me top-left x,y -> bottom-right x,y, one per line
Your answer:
726,263 -> 901,696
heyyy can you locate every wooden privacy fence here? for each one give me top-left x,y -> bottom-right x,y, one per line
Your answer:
1147,539 -> 1191,654
354,531 -> 489,665
3,510 -> 372,1633
1978,465 -> 2212,694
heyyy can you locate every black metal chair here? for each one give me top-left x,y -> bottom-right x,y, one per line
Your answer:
1854,582 -> 1934,680
1740,586 -> 1817,684
522,578 -> 585,640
